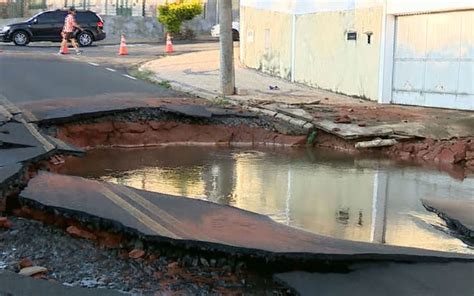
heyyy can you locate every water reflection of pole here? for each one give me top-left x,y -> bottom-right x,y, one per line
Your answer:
370,171 -> 388,243
141,170 -> 146,191
285,165 -> 292,226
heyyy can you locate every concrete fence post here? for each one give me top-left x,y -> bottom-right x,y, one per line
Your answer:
219,0 -> 235,96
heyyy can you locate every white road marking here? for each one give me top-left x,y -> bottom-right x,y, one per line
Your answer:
103,43 -> 147,48
106,68 -> 117,72
122,74 -> 137,80
88,62 -> 99,66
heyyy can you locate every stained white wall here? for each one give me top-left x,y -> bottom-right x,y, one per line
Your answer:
387,0 -> 474,15
241,0 -> 474,108
293,6 -> 384,100
241,0 -> 474,15
240,0 -> 383,14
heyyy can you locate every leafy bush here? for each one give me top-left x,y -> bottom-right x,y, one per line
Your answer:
157,1 -> 203,35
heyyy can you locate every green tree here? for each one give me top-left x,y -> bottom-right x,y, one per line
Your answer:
157,0 -> 203,35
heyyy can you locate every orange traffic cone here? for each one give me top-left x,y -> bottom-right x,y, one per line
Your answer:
119,34 -> 128,56
59,41 -> 69,54
165,33 -> 173,54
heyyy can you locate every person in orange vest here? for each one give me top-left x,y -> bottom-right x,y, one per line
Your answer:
59,7 -> 84,55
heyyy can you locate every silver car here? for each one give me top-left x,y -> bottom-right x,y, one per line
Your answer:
210,21 -> 239,41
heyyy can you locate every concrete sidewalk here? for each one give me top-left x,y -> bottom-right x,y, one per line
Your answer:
141,49 -> 474,141
142,48 -> 352,105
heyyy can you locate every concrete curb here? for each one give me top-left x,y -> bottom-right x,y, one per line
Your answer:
99,37 -> 219,46
137,66 -> 315,134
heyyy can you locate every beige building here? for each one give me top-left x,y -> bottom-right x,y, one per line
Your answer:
39,0 -> 155,16
2,0 -> 239,19
240,0 -> 474,110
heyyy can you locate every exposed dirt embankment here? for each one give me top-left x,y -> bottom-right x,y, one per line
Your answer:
49,110 -> 474,179
304,129 -> 473,177
55,120 -> 308,149
381,138 -> 474,178
385,138 -> 474,167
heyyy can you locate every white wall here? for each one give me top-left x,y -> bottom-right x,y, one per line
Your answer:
241,0 -> 474,108
240,0 -> 381,14
387,0 -> 474,15
241,0 -> 474,15
294,6 -> 383,100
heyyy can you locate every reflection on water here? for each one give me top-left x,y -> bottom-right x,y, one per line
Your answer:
59,146 -> 474,254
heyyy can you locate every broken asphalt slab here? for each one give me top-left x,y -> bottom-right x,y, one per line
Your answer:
0,109 -> 82,187
0,147 -> 52,167
161,104 -> 213,118
16,95 -> 172,123
0,164 -> 24,189
275,107 -> 314,122
0,122 -> 54,149
422,198 -> 474,238
0,120 -> 73,167
205,106 -> 256,118
0,270 -> 121,296
17,98 -> 244,123
19,172 -> 474,262
274,262 -> 474,296
258,103 -> 474,141
314,113 -> 474,141
0,136 -> 81,167
44,135 -> 85,156
312,120 -> 422,140
161,104 -> 256,118
0,95 -> 21,116
0,105 -> 12,123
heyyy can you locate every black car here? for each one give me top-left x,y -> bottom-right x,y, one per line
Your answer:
0,9 -> 106,47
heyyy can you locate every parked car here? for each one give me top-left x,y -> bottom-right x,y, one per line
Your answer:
211,22 -> 240,41
0,9 -> 106,47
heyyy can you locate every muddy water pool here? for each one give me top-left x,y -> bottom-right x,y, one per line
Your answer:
58,146 -> 474,254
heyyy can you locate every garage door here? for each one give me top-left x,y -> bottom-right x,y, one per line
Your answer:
392,11 -> 474,110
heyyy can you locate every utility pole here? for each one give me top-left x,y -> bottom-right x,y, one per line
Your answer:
219,0 -> 235,96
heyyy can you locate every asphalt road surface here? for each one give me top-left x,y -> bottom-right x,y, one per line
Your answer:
0,41 -> 220,69
0,53 -> 179,103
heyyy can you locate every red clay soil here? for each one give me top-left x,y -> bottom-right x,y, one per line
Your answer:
55,121 -> 307,149
306,129 -> 473,175
0,167 -> 34,212
314,98 -> 471,126
384,138 -> 474,170
12,205 -> 126,248
331,105 -> 429,123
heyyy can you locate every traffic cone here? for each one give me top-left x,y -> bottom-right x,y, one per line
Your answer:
165,33 -> 173,54
59,41 -> 69,54
119,34 -> 128,56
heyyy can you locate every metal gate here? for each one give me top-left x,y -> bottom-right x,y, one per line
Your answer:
28,0 -> 46,10
64,0 -> 93,10
115,0 -> 131,16
392,10 -> 474,110
0,0 -> 25,18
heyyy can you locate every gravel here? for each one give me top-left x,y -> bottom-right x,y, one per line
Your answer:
0,216 -> 288,295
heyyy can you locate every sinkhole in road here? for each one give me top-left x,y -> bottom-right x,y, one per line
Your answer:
56,145 -> 474,254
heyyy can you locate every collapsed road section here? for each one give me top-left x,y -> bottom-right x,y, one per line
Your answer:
1,97 -> 474,294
